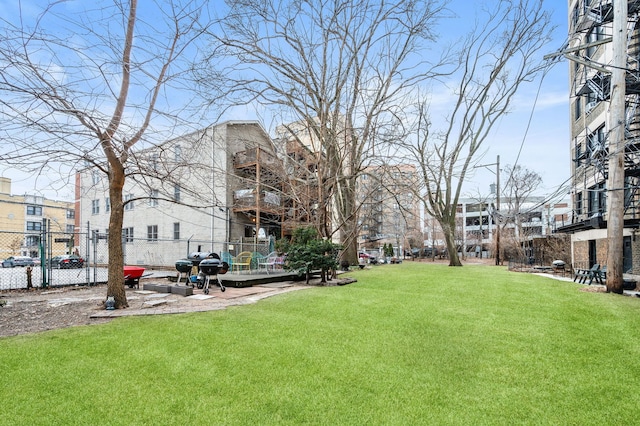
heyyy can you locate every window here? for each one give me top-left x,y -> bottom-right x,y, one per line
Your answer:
105,197 -> 110,212
586,24 -> 604,58
122,227 -> 134,243
574,97 -> 581,120
149,189 -> 159,207
574,137 -> 587,166
174,145 -> 182,162
91,199 -> 100,215
625,177 -> 634,210
173,222 -> 180,240
26,235 -> 40,246
571,4 -> 579,29
150,154 -> 158,171
124,194 -> 134,211
588,183 -> 606,215
585,92 -> 599,114
147,225 -> 158,241
587,125 -> 606,155
92,171 -> 100,184
67,209 -> 75,219
26,205 -> 42,216
174,185 -> 181,202
575,192 -> 583,215
66,224 -> 75,233
27,221 -> 42,231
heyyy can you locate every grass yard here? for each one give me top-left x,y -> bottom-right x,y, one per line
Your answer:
2,262 -> 640,425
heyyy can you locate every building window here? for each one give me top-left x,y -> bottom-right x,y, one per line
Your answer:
173,222 -> 180,240
174,185 -> 181,202
26,205 -> 43,216
587,125 -> 606,155
174,145 -> 182,162
575,192 -> 583,216
92,171 -> 100,184
149,189 -> 159,207
147,225 -> 158,242
66,224 -> 75,233
26,235 -> 40,246
26,221 -> 42,231
574,138 -> 585,166
124,194 -> 134,211
586,24 -> 605,58
150,154 -> 158,172
91,199 -> 100,215
105,197 -> 110,212
574,98 -> 581,120
588,183 -> 607,215
67,209 -> 75,219
122,227 -> 134,243
585,92 -> 598,114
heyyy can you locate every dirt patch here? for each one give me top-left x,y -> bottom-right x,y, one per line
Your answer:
0,277 -> 341,338
0,285 -> 112,338
579,286 -> 608,293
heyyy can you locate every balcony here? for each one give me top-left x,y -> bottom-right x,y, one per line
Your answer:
234,147 -> 280,170
233,189 -> 281,215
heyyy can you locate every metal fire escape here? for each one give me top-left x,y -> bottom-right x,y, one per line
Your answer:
571,0 -> 640,220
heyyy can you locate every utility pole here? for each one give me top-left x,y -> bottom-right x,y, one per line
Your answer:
475,155 -> 500,265
607,0 -> 627,294
496,155 -> 500,266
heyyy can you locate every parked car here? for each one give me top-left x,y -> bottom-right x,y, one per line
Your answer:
49,255 -> 85,269
2,256 -> 35,268
359,252 -> 378,264
421,247 -> 438,258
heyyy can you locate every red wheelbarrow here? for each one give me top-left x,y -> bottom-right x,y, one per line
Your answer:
123,266 -> 146,288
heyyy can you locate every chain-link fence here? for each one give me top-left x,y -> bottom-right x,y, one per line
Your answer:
0,228 -> 272,290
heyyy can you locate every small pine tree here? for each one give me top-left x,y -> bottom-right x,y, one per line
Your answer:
280,227 -> 340,283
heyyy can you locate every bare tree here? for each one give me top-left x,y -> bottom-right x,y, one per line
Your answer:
0,1 -> 210,308
501,163 -> 543,243
199,0 -> 450,263
404,0 -> 553,266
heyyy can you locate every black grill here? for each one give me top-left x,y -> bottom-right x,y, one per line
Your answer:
199,257 -> 222,275
175,259 -> 193,273
187,252 -> 219,266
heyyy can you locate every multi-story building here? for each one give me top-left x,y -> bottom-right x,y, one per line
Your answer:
77,121 -> 283,265
559,0 -> 640,271
358,164 -> 422,256
424,197 -> 570,259
0,177 -> 76,258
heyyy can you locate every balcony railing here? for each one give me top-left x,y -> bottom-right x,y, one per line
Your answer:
234,147 -> 280,169
233,189 -> 281,213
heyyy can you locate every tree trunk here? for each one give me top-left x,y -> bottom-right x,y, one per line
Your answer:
441,219 -> 462,266
339,206 -> 358,265
107,164 -> 128,308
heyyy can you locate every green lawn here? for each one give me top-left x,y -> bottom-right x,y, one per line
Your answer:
2,263 -> 640,425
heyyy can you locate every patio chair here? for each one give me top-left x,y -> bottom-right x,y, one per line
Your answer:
251,252 -> 265,273
233,251 -> 253,273
258,251 -> 279,274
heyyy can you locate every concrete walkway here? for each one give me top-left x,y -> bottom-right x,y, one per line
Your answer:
90,281 -> 308,319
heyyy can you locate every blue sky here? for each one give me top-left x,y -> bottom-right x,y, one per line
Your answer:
448,0 -> 571,200
0,0 -> 571,202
